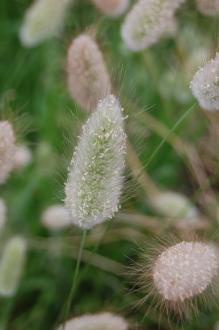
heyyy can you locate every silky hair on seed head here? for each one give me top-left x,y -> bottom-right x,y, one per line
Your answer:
67,33 -> 111,111
121,0 -> 185,51
0,121 -> 16,184
190,53 -> 219,111
65,95 -> 127,230
20,0 -> 73,47
91,0 -> 130,17
58,312 -> 128,330
130,237 -> 219,319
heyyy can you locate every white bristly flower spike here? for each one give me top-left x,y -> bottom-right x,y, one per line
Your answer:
0,237 -> 26,297
190,53 -> 219,111
153,241 -> 219,302
13,145 -> 32,171
0,199 -> 7,231
19,0 -> 73,47
196,0 -> 219,16
121,0 -> 185,51
41,204 -> 71,230
65,95 -> 127,229
67,34 -> 111,111
151,191 -> 198,219
91,0 -> 130,17
0,121 -> 16,184
58,312 -> 128,330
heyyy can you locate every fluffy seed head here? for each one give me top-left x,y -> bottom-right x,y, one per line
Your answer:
91,0 -> 130,17
20,0 -> 72,47
151,191 -> 198,219
190,53 -> 219,111
153,241 -> 219,302
41,204 -> 71,230
59,312 -> 128,330
0,237 -> 26,297
196,0 -> 219,16
13,145 -> 32,171
67,34 -> 111,111
65,95 -> 127,229
121,0 -> 185,51
0,121 -> 16,184
0,199 -> 7,231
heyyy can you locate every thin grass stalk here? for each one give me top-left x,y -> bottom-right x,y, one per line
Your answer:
62,230 -> 87,330
125,99 -> 217,218
126,140 -> 159,198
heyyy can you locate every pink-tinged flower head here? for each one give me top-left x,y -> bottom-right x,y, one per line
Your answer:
196,0 -> 219,16
190,53 -> 219,111
153,241 -> 219,302
0,121 -> 16,184
91,0 -> 130,17
121,0 -> 185,51
59,312 -> 128,330
67,34 -> 111,111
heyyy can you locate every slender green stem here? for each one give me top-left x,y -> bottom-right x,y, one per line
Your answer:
62,230 -> 87,330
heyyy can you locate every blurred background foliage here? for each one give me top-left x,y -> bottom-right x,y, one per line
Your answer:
0,0 -> 219,329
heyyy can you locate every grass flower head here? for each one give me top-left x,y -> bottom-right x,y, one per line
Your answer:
65,95 -> 127,229
67,34 -> 111,111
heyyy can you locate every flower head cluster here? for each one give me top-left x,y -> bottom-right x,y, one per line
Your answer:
190,53 -> 219,111
91,0 -> 129,17
153,241 -> 219,302
151,191 -> 198,219
67,34 -> 111,111
196,0 -> 219,16
121,0 -> 185,51
20,0 -> 73,47
59,312 -> 128,330
13,145 -> 32,171
41,204 -> 71,230
0,121 -> 16,184
0,237 -> 26,297
65,95 -> 126,229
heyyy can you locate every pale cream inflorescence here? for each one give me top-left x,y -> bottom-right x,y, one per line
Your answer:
196,0 -> 219,16
190,53 -> 219,111
41,204 -> 71,230
13,145 -> 32,171
121,0 -> 185,51
151,191 -> 198,219
153,242 -> 219,302
0,237 -> 26,297
0,121 -> 16,184
91,0 -> 130,17
59,312 -> 128,330
20,0 -> 73,47
67,34 -> 111,111
0,199 -> 7,231
65,95 -> 127,229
